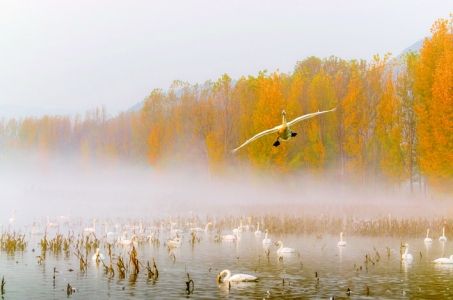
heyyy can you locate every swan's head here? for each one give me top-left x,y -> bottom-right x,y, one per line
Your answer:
216,272 -> 223,283
275,241 -> 281,246
402,243 -> 409,248
282,110 -> 286,116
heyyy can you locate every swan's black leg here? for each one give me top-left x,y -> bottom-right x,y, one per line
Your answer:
273,140 -> 280,147
291,132 -> 297,137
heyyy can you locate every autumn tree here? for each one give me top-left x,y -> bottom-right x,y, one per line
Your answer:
415,16 -> 453,194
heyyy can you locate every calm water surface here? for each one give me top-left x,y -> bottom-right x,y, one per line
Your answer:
1,193 -> 453,299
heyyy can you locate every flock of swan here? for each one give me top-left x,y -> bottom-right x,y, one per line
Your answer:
399,227 -> 451,263
5,209 -> 453,291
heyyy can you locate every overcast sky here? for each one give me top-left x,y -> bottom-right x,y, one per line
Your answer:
0,1 -> 451,117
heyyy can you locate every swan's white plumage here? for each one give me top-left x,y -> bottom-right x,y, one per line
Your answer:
221,234 -> 237,241
91,248 -> 105,260
254,222 -> 261,235
439,228 -> 447,242
8,210 -> 16,223
46,216 -> 58,228
167,237 -> 182,248
424,229 -> 432,243
338,232 -> 347,246
402,243 -> 413,260
231,108 -> 336,153
262,229 -> 271,244
276,241 -> 295,253
217,269 -> 258,282
83,219 -> 98,233
190,222 -> 212,232
433,255 -> 453,264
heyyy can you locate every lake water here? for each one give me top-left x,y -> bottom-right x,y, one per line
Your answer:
1,181 -> 453,299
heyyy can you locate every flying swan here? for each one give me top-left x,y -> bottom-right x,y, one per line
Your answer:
231,108 -> 336,153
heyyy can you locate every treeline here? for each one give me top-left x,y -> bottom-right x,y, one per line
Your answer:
1,17 -> 452,195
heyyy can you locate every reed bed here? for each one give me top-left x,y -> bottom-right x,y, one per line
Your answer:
1,204 -> 452,298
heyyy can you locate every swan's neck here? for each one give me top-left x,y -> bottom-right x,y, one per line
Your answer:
264,231 -> 268,239
426,229 -> 429,238
443,228 -> 445,236
256,223 -> 260,231
204,223 -> 211,231
282,113 -> 287,127
104,224 -> 108,233
404,246 -> 409,256
278,242 -> 284,251
223,270 -> 231,281
340,233 -> 343,242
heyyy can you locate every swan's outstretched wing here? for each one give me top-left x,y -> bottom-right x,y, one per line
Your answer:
231,126 -> 280,153
287,108 -> 336,127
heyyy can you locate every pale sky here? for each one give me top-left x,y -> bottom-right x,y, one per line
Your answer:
0,1 -> 451,117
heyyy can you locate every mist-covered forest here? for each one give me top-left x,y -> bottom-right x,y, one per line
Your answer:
1,17 -> 452,197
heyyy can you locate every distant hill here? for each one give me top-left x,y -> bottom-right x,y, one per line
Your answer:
397,38 -> 424,58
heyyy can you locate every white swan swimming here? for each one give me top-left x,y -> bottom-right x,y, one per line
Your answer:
83,219 -> 98,233
167,237 -> 182,248
254,222 -> 262,235
119,234 -> 138,246
221,233 -> 237,241
9,210 -> 16,223
276,241 -> 296,253
91,248 -> 105,260
232,220 -> 243,234
31,222 -> 43,235
338,232 -> 347,246
217,269 -> 258,282
46,216 -> 58,228
433,255 -> 453,264
424,229 -> 432,243
56,210 -> 71,222
190,222 -> 212,233
262,229 -> 271,245
102,222 -> 115,237
231,108 -> 336,153
117,231 -> 127,243
402,243 -> 413,260
439,228 -> 447,242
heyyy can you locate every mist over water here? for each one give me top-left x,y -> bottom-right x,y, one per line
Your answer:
1,153 -> 448,228
2,154 -> 453,299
